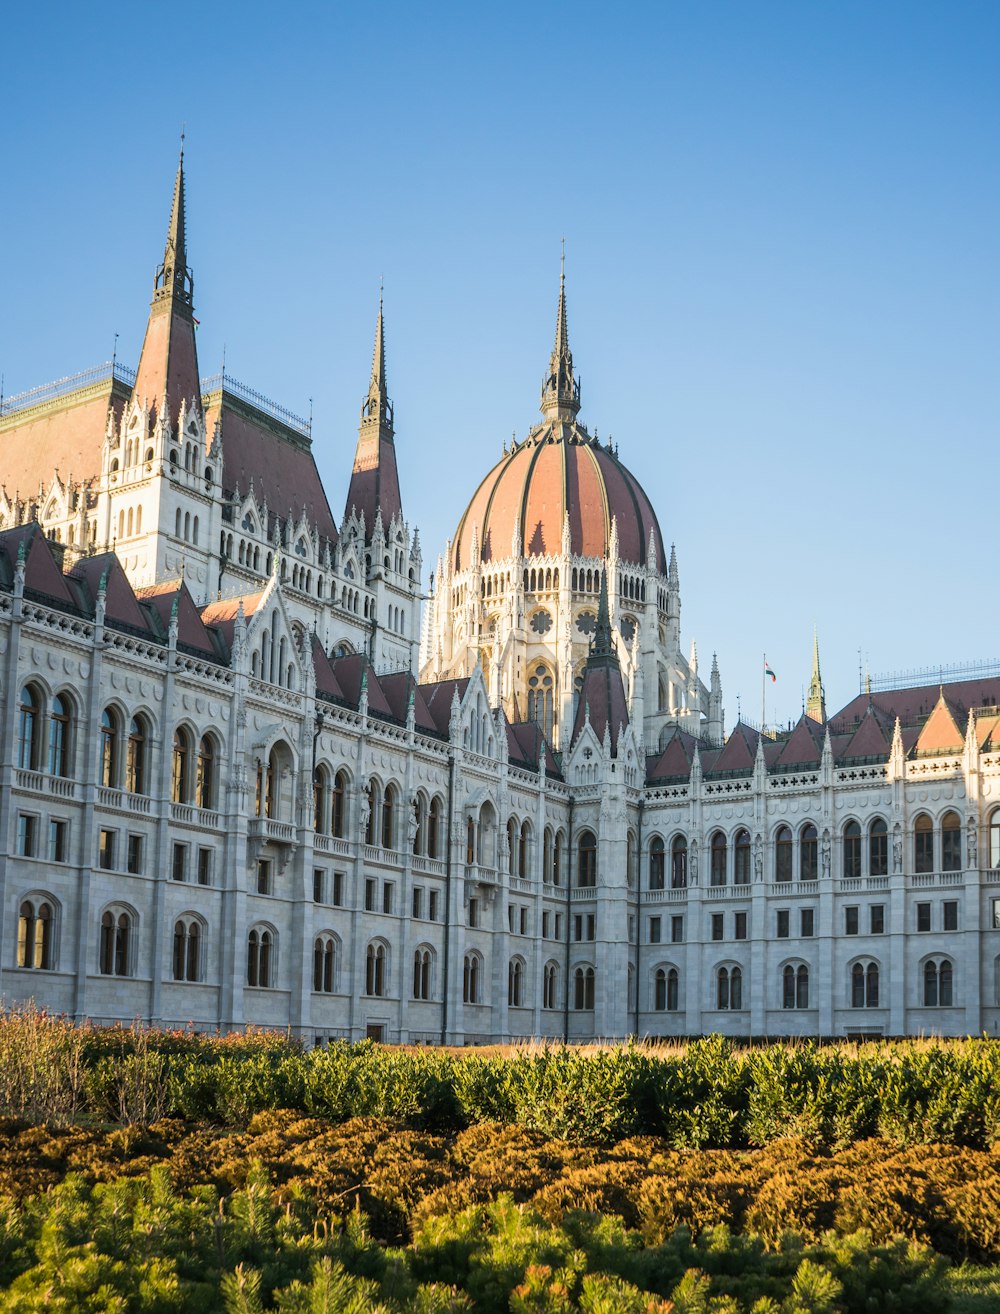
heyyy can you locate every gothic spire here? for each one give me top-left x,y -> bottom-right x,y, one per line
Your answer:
345,290 -> 402,543
131,148 -> 201,430
591,564 -> 615,663
806,628 -> 827,723
540,246 -> 581,422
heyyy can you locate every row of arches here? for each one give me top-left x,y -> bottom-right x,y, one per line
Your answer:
173,508 -> 199,546
116,505 -> 142,541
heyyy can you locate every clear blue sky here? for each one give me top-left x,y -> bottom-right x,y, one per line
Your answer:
2,1 -> 998,728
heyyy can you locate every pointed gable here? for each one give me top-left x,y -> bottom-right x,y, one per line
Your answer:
0,523 -> 78,609
648,731 -> 694,782
309,634 -> 346,703
419,678 -> 472,737
838,707 -> 891,762
136,580 -> 223,660
915,693 -> 964,755
72,554 -> 158,636
775,716 -> 824,769
378,671 -> 440,735
329,652 -> 394,717
200,591 -> 265,648
709,722 -> 759,775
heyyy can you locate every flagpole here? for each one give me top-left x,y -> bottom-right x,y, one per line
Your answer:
762,653 -> 766,734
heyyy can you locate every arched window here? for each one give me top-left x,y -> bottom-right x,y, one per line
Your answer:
671,836 -> 687,889
843,821 -> 861,879
923,958 -> 954,1007
627,831 -> 636,888
774,826 -> 793,883
734,829 -> 751,885
782,964 -> 809,1009
17,899 -> 54,970
126,717 -> 147,794
519,822 -> 530,879
991,809 -> 1000,870
914,813 -> 934,874
867,818 -> 888,877
542,961 -> 558,1010
800,824 -> 818,881
48,694 -> 71,777
366,942 -> 387,996
710,832 -> 727,886
381,784 -> 397,849
508,958 -> 524,1007
552,830 -> 564,886
543,828 -> 553,885
313,766 -> 329,834
573,966 -> 595,1010
463,952 -> 481,1004
649,836 -> 665,890
314,934 -> 338,993
18,685 -> 41,771
264,749 -> 279,819
527,663 -> 555,741
413,947 -> 432,1000
247,927 -> 273,988
578,830 -> 597,887
411,797 -> 425,855
717,965 -> 742,1010
332,770 -> 348,838
507,818 -> 519,876
172,728 -> 192,804
428,796 -> 443,858
655,967 -> 667,1010
196,736 -> 216,810
99,707 -> 120,788
172,917 -> 201,982
466,816 -> 476,866
942,811 -> 962,872
100,908 -> 132,977
851,961 -> 880,1008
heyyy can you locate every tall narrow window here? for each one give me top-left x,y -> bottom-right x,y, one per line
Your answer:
800,824 -> 818,881
649,837 -> 665,890
413,948 -> 431,1000
381,785 -> 396,850
463,953 -> 480,1003
126,717 -> 147,794
48,694 -> 71,777
366,942 -> 386,996
99,708 -> 119,788
734,830 -> 751,884
869,818 -> 888,877
942,812 -> 962,872
247,927 -> 273,987
915,814 -> 934,874
172,918 -> 201,982
100,909 -> 131,977
18,685 -> 41,771
574,966 -> 595,1010
774,826 -> 793,882
428,797 -> 442,858
332,771 -> 348,838
542,962 -> 557,1010
843,821 -> 861,879
671,836 -> 687,889
508,958 -> 524,1007
196,736 -> 216,810
710,832 -> 727,886
172,729 -> 191,804
578,830 -> 597,887
314,935 -> 337,993
527,663 -> 555,742
17,900 -> 53,970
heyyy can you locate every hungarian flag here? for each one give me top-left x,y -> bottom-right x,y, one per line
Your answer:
765,661 -> 777,683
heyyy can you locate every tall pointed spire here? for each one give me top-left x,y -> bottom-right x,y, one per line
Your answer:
131,146 -> 201,430
540,244 -> 581,422
344,290 -> 402,543
806,628 -> 827,723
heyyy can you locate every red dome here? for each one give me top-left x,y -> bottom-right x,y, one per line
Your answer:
452,420 -> 667,574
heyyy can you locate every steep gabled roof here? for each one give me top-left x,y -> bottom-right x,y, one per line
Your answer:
73,554 -> 159,637
0,523 -> 79,609
647,730 -> 695,782
136,580 -> 225,660
838,705 -> 892,762
774,715 -> 824,769
329,652 -> 394,717
199,591 -> 265,648
419,677 -> 472,737
914,692 -> 964,755
707,721 -> 760,775
507,719 -> 561,776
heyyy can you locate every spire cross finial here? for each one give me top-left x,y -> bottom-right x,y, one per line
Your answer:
180,123 -> 186,154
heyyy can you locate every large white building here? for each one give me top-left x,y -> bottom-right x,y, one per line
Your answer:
1,155 -> 999,1041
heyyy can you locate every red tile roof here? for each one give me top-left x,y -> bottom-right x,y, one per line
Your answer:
0,383 -> 127,502
74,555 -> 157,635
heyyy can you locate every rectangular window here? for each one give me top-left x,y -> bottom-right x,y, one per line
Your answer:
257,859 -> 272,895
197,848 -> 212,886
542,910 -> 551,939
314,868 -> 326,903
917,902 -> 931,932
845,905 -> 859,936
412,886 -> 424,919
428,888 -> 439,921
777,909 -> 789,938
48,818 -> 68,863
554,913 -> 563,940
365,878 -> 376,911
628,915 -> 636,942
943,900 -> 959,932
870,904 -> 885,935
17,814 -> 37,858
573,914 -> 583,942
734,911 -> 748,940
520,907 -> 528,936
671,914 -> 684,943
993,898 -> 1000,930
468,897 -> 479,928
172,843 -> 187,883
800,908 -> 815,937
99,828 -> 116,871
508,905 -> 516,934
382,882 -> 394,915
586,913 -> 596,941
333,871 -> 345,906
711,912 -> 724,942
127,833 -> 143,875
649,916 -> 662,944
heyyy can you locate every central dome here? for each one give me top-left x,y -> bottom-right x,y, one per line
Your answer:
452,420 -> 668,573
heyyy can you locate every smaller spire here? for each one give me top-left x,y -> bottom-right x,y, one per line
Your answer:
153,147 -> 193,310
540,247 -> 581,421
592,565 -> 614,658
806,628 -> 826,723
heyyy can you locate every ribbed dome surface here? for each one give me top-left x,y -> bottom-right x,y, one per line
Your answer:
452,420 -> 667,573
